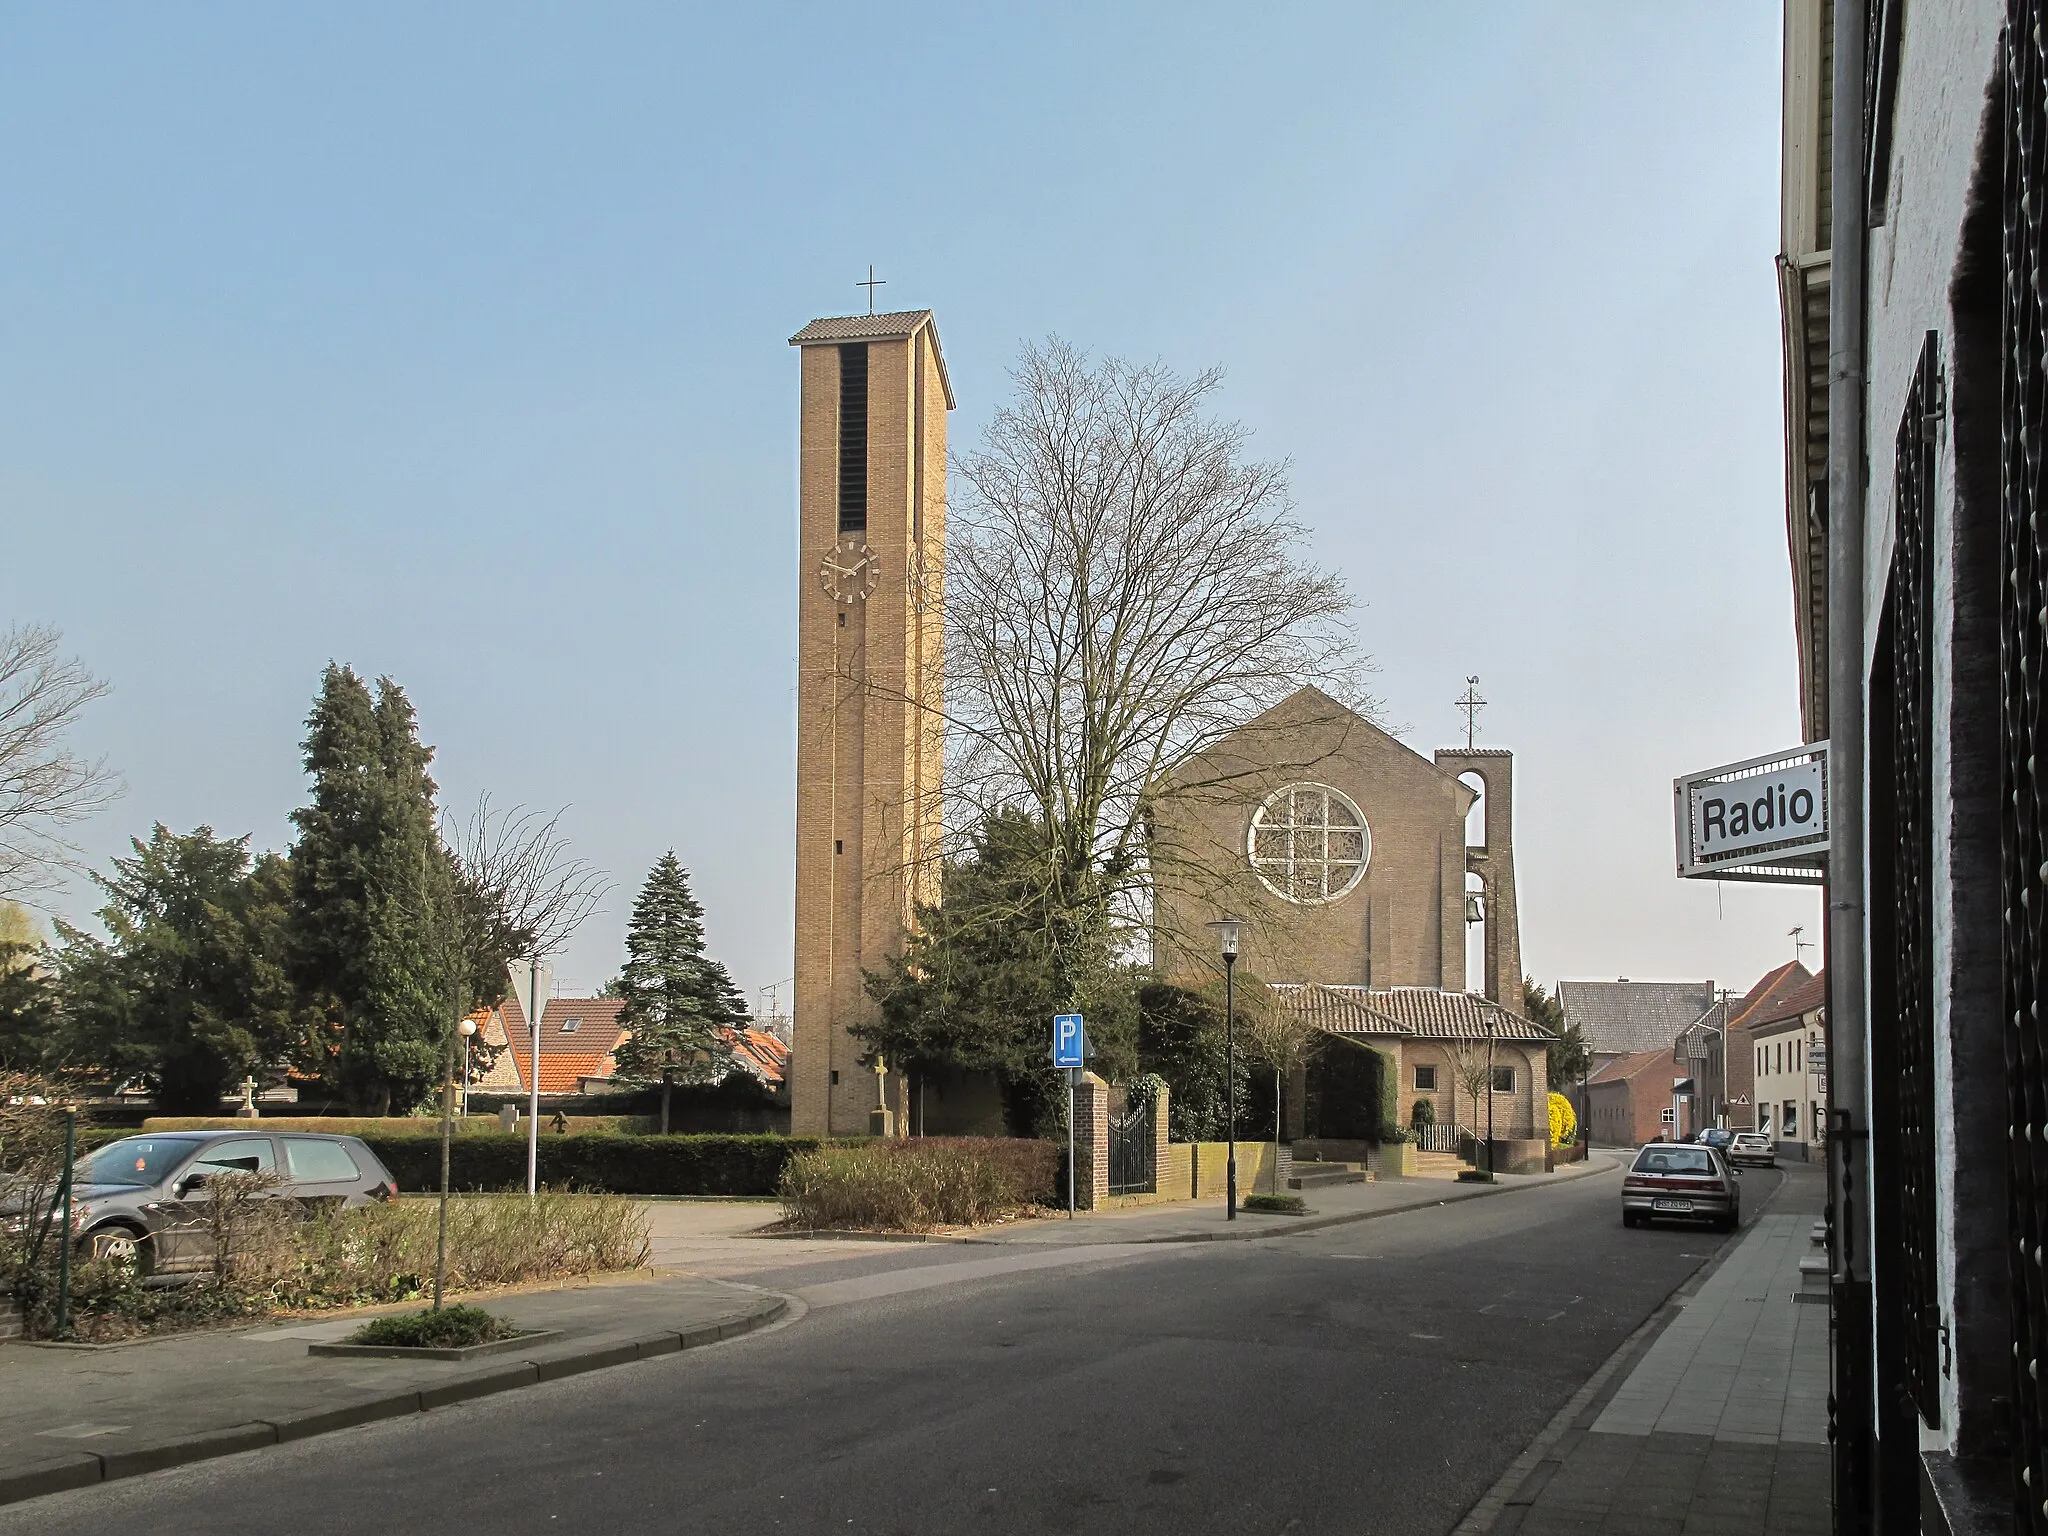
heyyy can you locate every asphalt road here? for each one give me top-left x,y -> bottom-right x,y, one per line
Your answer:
2,1161 -> 1782,1536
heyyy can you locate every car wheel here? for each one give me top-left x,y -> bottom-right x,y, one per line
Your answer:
82,1223 -> 154,1279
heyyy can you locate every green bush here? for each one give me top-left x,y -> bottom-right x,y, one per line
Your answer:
1241,1192 -> 1307,1215
779,1138 -> 1059,1232
347,1304 -> 513,1349
362,1133 -> 828,1196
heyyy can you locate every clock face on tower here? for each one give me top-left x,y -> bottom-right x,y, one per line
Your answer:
819,537 -> 879,604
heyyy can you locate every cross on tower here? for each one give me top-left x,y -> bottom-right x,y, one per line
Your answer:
1456,675 -> 1487,750
856,265 -> 885,314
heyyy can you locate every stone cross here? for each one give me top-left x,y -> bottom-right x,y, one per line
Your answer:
235,1075 -> 260,1119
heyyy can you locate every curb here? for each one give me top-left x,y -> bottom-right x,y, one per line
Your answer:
1141,1154 -> 1618,1244
0,1295 -> 788,1512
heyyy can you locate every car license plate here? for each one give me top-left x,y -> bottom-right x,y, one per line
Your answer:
1652,1199 -> 1693,1212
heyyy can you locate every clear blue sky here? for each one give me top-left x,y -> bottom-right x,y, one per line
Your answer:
0,4 -> 1818,1005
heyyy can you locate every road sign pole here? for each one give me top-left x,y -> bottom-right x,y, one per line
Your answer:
1067,1069 -> 1076,1219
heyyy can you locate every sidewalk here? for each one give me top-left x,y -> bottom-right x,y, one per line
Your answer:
0,1270 -> 785,1509
964,1152 -> 1617,1245
1472,1164 -> 1830,1535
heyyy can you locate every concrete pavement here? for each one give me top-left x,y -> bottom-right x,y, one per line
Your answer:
0,1271 -> 786,1508
1473,1161 -> 1830,1535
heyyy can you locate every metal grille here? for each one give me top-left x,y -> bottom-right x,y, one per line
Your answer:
1885,330 -> 1944,1429
837,343 -> 868,533
2006,12 -> 2048,1518
1107,1095 -> 1155,1196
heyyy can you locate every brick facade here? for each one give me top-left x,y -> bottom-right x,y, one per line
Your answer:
789,314 -> 951,1136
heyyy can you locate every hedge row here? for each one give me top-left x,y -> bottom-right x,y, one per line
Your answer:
360,1132 -> 831,1196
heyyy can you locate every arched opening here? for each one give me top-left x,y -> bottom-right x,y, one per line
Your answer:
1459,772 -> 1487,849
1464,871 -> 1487,994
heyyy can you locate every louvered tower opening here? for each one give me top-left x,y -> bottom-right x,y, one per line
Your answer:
838,343 -> 868,534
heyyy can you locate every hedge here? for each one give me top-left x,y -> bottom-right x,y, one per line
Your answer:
361,1133 -> 832,1196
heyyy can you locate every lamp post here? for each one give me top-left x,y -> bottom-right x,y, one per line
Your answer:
1208,918 -> 1244,1220
458,1017 -> 477,1119
1485,1013 -> 1497,1179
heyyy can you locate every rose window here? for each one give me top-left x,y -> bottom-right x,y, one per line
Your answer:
1248,783 -> 1372,904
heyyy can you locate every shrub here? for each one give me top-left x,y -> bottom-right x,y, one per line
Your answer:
293,1190 -> 650,1298
347,1304 -> 514,1349
1548,1092 -> 1578,1148
1241,1192 -> 1307,1215
1410,1097 -> 1436,1129
1377,1123 -> 1414,1145
779,1139 -> 1058,1231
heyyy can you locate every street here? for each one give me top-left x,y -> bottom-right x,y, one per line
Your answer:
0,1163 -> 1783,1536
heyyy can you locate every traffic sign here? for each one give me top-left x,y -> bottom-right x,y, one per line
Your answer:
1052,1013 -> 1085,1069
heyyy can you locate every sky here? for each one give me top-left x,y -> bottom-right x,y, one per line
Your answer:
0,4 -> 1819,1006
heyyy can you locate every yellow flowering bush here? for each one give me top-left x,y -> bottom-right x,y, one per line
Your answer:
1548,1092 -> 1577,1147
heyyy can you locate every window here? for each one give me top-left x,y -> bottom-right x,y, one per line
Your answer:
1660,1107 -> 1675,1125
1248,783 -> 1372,903
188,1138 -> 275,1178
1490,1066 -> 1515,1094
1784,1101 -> 1798,1138
1634,1146 -> 1711,1174
837,343 -> 868,533
560,1017 -> 582,1034
285,1140 -> 361,1184
1413,1065 -> 1437,1091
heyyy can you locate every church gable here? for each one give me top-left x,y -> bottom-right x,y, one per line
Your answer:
1151,686 -> 1476,994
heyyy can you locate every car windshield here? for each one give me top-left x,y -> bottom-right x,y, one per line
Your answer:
75,1137 -> 200,1188
1634,1147 -> 1714,1175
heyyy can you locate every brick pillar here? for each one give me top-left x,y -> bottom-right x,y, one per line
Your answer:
1151,1083 -> 1171,1194
1072,1071 -> 1110,1210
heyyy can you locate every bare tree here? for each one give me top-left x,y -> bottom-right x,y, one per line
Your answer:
442,795 -> 608,1008
0,625 -> 120,901
1448,1041 -> 1492,1141
937,340 -> 1369,951
1231,978 -> 1315,1193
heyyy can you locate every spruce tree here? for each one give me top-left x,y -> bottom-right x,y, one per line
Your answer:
610,852 -> 746,1132
288,664 -> 454,1113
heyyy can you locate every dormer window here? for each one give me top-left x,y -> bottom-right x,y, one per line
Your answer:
560,1017 -> 582,1034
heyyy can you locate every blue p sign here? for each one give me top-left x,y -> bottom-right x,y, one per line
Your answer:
1052,1014 -> 1085,1069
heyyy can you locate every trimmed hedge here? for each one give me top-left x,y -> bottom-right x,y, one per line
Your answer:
361,1133 -> 832,1196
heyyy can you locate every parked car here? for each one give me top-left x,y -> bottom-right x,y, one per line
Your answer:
1688,1128 -> 1735,1150
2,1130 -> 398,1278
1726,1132 -> 1777,1168
1621,1142 -> 1741,1231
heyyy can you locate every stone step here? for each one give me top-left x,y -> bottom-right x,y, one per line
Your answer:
1798,1255 -> 1830,1291
1811,1222 -> 1827,1247
1288,1168 -> 1366,1190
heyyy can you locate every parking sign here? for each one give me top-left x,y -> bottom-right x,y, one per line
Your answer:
1052,1014 -> 1085,1069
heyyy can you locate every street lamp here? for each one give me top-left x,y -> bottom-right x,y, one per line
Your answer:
1484,1012 -> 1497,1180
1208,918 -> 1245,1221
458,1016 -> 478,1119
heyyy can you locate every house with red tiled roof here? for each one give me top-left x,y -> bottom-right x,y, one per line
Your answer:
1586,1048 -> 1687,1147
1721,961 -> 1815,1131
476,994 -> 792,1101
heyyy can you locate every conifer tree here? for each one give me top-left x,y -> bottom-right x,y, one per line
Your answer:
288,664 -> 454,1113
610,852 -> 746,1133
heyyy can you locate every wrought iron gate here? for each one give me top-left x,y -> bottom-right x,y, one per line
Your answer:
1874,330 -> 1944,1431
1108,1095 -> 1155,1196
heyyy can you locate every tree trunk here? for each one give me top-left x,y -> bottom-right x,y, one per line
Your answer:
661,1073 -> 672,1136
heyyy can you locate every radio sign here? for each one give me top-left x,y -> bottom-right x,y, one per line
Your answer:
1675,744 -> 1829,882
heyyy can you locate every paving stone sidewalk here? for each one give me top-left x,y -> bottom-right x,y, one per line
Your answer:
0,1270 -> 784,1508
1480,1164 -> 1830,1536
964,1153 -> 1618,1246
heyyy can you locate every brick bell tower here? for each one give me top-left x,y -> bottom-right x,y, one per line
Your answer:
787,311 -> 952,1135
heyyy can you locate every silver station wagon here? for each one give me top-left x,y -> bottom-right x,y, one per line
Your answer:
11,1129 -> 399,1277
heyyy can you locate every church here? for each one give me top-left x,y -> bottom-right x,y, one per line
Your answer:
783,304 -> 1551,1148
